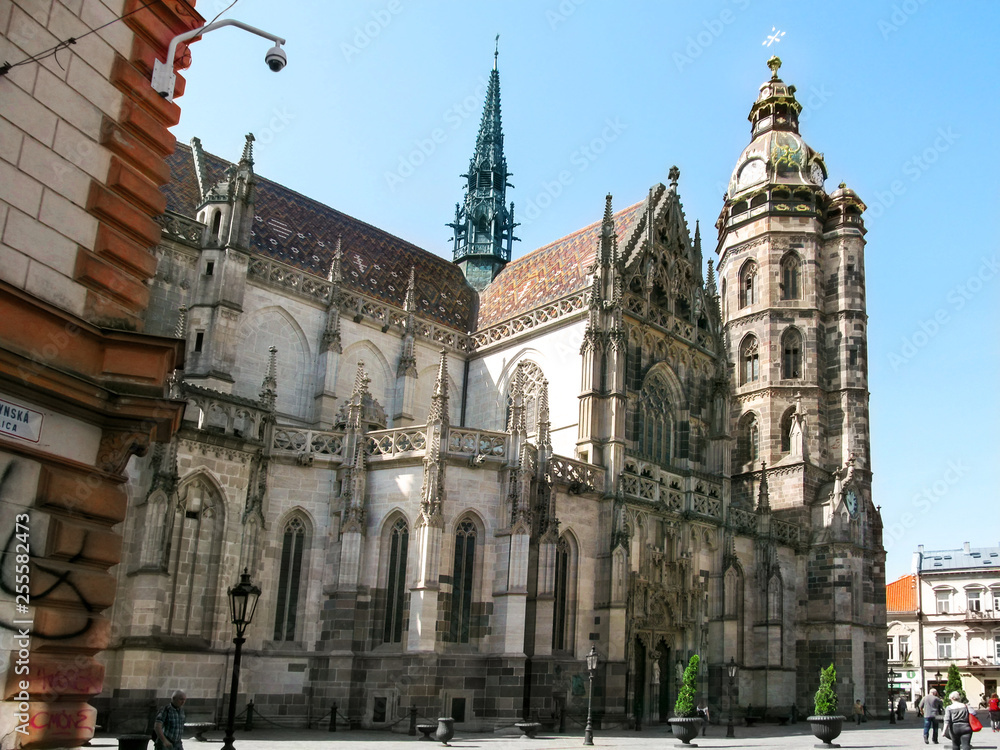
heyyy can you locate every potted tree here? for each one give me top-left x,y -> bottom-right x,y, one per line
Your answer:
944,664 -> 966,703
808,663 -> 845,747
668,654 -> 703,745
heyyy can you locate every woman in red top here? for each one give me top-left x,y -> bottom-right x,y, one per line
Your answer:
988,692 -> 999,732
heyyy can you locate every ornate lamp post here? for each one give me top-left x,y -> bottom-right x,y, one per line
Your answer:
888,667 -> 897,724
222,569 -> 261,750
726,658 -> 738,738
584,646 -> 599,746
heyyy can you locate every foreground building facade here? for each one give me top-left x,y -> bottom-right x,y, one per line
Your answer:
98,57 -> 887,731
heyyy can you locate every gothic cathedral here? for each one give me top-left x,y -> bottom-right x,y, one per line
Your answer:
99,56 -> 887,731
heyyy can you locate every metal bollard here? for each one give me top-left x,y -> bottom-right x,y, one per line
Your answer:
329,702 -> 337,732
559,704 -> 566,734
409,705 -> 417,736
245,700 -> 254,731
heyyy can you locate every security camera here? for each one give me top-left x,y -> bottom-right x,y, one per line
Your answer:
265,44 -> 286,72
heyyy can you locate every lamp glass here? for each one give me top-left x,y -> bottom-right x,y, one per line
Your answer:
586,646 -> 599,673
727,658 -> 738,679
228,568 -> 261,631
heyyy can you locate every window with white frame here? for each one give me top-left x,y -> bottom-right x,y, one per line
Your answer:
994,634 -> 1000,661
936,632 -> 954,659
968,589 -> 982,612
887,637 -> 896,661
991,589 -> 1000,611
936,589 -> 952,614
898,634 -> 910,661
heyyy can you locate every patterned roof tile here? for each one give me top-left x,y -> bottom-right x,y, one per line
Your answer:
163,144 -> 478,332
477,199 -> 647,329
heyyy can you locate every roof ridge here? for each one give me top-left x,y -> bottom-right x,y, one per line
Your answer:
171,143 -> 458,271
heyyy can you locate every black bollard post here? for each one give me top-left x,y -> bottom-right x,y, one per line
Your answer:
559,704 -> 566,734
408,705 -> 418,736
329,702 -> 337,732
244,700 -> 254,731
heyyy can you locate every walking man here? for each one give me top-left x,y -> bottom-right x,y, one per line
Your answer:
923,688 -> 943,744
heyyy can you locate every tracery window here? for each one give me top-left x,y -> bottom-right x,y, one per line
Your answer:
724,566 -> 742,618
506,361 -> 546,434
166,479 -> 222,638
767,574 -> 782,621
739,260 -> 758,308
450,518 -> 477,643
638,371 -> 674,464
779,406 -> 796,453
553,536 -> 572,651
383,518 -> 409,644
781,328 -> 802,379
740,335 -> 760,385
781,253 -> 800,300
273,516 -> 306,641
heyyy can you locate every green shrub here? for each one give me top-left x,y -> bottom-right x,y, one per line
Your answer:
813,663 -> 839,716
674,654 -> 700,718
944,664 -> 966,703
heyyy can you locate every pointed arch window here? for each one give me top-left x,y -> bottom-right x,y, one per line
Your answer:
450,518 -> 477,643
740,335 -> 760,385
506,361 -> 546,434
724,566 -> 743,618
738,413 -> 760,464
166,479 -> 223,638
273,516 -> 306,641
638,371 -> 674,464
739,261 -> 758,308
553,536 -> 572,651
779,406 -> 796,453
781,253 -> 801,300
767,574 -> 783,622
383,518 -> 409,644
781,329 -> 802,379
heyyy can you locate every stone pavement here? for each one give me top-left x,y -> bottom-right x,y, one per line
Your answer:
90,717 -> 1000,749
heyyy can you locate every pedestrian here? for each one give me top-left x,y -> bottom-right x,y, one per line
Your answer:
923,688 -> 943,744
853,699 -> 864,725
697,700 -> 709,736
915,693 -> 924,718
943,690 -> 973,750
988,692 -> 999,732
898,695 -> 908,719
154,689 -> 187,750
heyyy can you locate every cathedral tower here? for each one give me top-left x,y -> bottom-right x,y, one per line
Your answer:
716,57 -> 884,710
449,40 -> 518,290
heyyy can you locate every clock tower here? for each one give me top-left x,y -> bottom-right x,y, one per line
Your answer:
715,57 -> 885,711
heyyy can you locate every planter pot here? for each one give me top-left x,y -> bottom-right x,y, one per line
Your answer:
416,723 -> 437,740
434,717 -> 455,745
514,721 -> 542,739
117,736 -> 149,750
807,715 -> 846,747
668,716 -> 703,746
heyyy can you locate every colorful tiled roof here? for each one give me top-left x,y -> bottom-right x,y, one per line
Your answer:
162,143 -> 477,332
476,199 -> 647,329
886,574 -> 917,613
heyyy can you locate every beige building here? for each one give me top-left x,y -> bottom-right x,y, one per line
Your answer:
98,56 -> 888,732
888,544 -> 1000,706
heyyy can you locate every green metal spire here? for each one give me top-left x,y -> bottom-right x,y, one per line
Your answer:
449,37 -> 518,290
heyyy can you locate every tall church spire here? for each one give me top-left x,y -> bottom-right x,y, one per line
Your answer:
448,38 -> 518,291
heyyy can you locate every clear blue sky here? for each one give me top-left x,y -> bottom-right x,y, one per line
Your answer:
170,1 -> 1000,584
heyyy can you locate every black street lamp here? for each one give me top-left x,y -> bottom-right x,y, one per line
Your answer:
222,569 -> 261,750
726,658 -> 738,739
888,667 -> 897,725
584,646 -> 599,746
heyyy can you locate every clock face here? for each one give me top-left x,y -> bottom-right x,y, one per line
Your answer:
845,489 -> 858,516
738,159 -> 766,188
809,163 -> 824,186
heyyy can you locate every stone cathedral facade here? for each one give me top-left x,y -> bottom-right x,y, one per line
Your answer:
97,57 -> 887,730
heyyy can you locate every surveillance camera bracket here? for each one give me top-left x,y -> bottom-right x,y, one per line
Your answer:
151,18 -> 286,102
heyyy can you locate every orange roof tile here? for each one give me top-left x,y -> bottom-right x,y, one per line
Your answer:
886,574 -> 917,613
